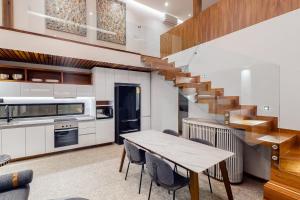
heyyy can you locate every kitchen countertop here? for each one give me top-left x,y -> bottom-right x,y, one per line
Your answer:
0,115 -> 96,129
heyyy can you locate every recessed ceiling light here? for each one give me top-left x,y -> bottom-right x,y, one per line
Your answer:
89,12 -> 93,16
164,2 -> 169,7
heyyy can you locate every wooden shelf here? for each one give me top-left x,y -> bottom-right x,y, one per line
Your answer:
0,65 -> 92,85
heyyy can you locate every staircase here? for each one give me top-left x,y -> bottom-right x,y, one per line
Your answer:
142,55 -> 277,134
141,55 -> 300,200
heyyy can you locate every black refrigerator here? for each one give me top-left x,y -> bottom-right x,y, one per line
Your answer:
115,84 -> 141,144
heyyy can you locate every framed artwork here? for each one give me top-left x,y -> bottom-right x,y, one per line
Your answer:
96,0 -> 126,45
45,0 -> 87,36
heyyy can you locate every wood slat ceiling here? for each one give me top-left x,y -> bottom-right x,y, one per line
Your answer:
0,48 -> 152,72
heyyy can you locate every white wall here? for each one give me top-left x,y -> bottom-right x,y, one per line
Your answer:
13,0 -> 171,57
151,72 -> 178,132
167,9 -> 300,130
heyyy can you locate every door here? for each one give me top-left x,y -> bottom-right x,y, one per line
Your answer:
115,84 -> 141,144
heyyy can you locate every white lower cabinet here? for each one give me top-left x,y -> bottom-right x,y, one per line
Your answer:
2,128 -> 26,159
26,126 -> 46,156
79,134 -> 96,147
141,117 -> 151,130
45,125 -> 55,153
96,119 -> 114,144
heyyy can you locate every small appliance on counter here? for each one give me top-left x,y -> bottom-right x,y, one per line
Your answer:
96,101 -> 113,119
115,84 -> 141,145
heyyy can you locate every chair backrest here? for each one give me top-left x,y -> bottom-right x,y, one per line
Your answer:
190,138 -> 213,146
124,140 -> 145,163
163,129 -> 179,137
145,152 -> 174,186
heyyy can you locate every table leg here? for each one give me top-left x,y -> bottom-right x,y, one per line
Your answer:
219,160 -> 233,200
189,171 -> 200,200
119,147 -> 126,173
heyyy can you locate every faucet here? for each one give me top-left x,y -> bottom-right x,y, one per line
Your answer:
4,105 -> 12,123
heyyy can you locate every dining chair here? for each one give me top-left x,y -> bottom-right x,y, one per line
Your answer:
163,129 -> 179,137
124,140 -> 146,194
190,138 -> 214,193
145,151 -> 190,200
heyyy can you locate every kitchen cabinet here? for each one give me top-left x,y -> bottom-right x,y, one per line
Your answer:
93,68 -> 106,100
77,85 -> 94,97
0,82 -> 21,97
105,69 -> 115,101
79,121 -> 96,135
54,84 -> 77,98
2,128 -> 26,159
115,69 -> 129,83
141,117 -> 151,130
79,134 -> 96,147
96,119 -> 114,144
140,72 -> 151,117
21,83 -> 53,97
25,126 -> 46,156
45,125 -> 54,153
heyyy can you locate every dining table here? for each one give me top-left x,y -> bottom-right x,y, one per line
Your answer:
118,130 -> 234,200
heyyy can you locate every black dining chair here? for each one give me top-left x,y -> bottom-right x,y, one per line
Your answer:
163,129 -> 179,137
145,152 -> 190,200
190,138 -> 214,193
124,140 -> 146,194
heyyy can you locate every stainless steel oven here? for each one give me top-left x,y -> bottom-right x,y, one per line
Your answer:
54,119 -> 78,148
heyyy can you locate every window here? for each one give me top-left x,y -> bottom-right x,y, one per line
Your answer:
0,103 -> 84,119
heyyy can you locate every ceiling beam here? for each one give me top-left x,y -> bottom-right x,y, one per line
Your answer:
2,0 -> 14,28
193,0 -> 202,16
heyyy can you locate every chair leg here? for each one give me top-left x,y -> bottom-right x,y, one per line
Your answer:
148,180 -> 153,200
206,169 -> 213,193
138,164 -> 143,194
174,164 -> 178,172
173,190 -> 176,200
125,161 -> 130,180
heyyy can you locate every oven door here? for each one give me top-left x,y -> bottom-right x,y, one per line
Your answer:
54,128 -> 79,148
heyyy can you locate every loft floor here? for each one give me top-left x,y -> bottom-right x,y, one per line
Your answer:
0,145 -> 265,200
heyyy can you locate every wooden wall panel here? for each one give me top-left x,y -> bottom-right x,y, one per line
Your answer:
160,0 -> 300,57
0,48 -> 152,72
2,0 -> 14,28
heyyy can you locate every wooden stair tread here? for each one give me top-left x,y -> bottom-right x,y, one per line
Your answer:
176,82 -> 211,89
264,180 -> 300,200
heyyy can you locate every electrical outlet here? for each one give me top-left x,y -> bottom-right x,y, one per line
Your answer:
264,106 -> 270,111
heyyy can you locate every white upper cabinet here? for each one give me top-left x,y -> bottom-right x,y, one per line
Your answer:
21,83 -> 53,97
54,84 -> 77,98
93,68 -> 106,100
76,85 -> 94,97
105,69 -> 115,101
140,72 -> 151,117
128,71 -> 141,84
93,68 -> 115,101
115,69 -> 129,83
0,82 -> 21,97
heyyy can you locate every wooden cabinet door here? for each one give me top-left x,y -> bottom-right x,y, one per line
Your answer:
26,126 -> 46,156
2,128 -> 26,159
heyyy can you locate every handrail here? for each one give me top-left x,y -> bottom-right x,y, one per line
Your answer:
160,0 -> 300,57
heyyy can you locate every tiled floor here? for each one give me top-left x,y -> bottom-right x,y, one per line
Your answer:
0,145 -> 266,200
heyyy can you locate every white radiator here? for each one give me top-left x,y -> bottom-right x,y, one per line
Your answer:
183,119 -> 244,183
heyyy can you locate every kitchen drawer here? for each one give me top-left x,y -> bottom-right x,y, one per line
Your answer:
79,121 -> 96,129
79,134 -> 96,147
79,127 -> 96,135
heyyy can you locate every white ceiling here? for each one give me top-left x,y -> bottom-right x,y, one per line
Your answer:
134,0 -> 218,21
